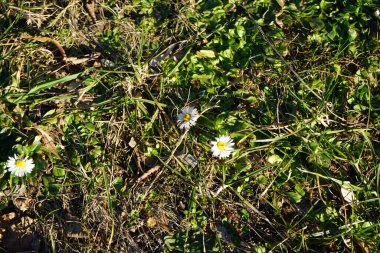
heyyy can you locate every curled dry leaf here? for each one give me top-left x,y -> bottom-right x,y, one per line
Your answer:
13,197 -> 35,212
29,126 -> 60,157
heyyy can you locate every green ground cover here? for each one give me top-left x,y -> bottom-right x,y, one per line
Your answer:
0,0 -> 379,252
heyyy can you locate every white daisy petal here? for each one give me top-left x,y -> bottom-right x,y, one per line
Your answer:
6,155 -> 35,177
177,106 -> 200,130
210,135 -> 235,159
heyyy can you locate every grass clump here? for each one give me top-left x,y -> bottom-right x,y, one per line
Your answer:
0,0 -> 380,252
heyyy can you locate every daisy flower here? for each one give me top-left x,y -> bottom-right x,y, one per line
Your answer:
211,135 -> 235,159
6,155 -> 35,177
177,106 -> 200,130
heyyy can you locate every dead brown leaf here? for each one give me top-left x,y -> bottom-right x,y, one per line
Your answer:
28,126 -> 60,157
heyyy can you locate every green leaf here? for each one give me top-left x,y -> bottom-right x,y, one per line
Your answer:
254,175 -> 268,185
113,177 -> 123,192
53,167 -> 66,177
353,104 -> 368,112
286,191 -> 303,203
316,206 -> 339,222
236,25 -> 245,37
85,122 -> 96,132
42,175 -> 60,195
294,184 -> 306,197
42,109 -> 56,118
196,50 -> 216,58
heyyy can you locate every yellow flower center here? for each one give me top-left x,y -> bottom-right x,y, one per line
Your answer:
15,160 -> 26,168
217,141 -> 226,150
183,113 -> 191,122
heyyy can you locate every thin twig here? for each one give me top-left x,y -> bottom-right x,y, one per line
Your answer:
135,165 -> 161,184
